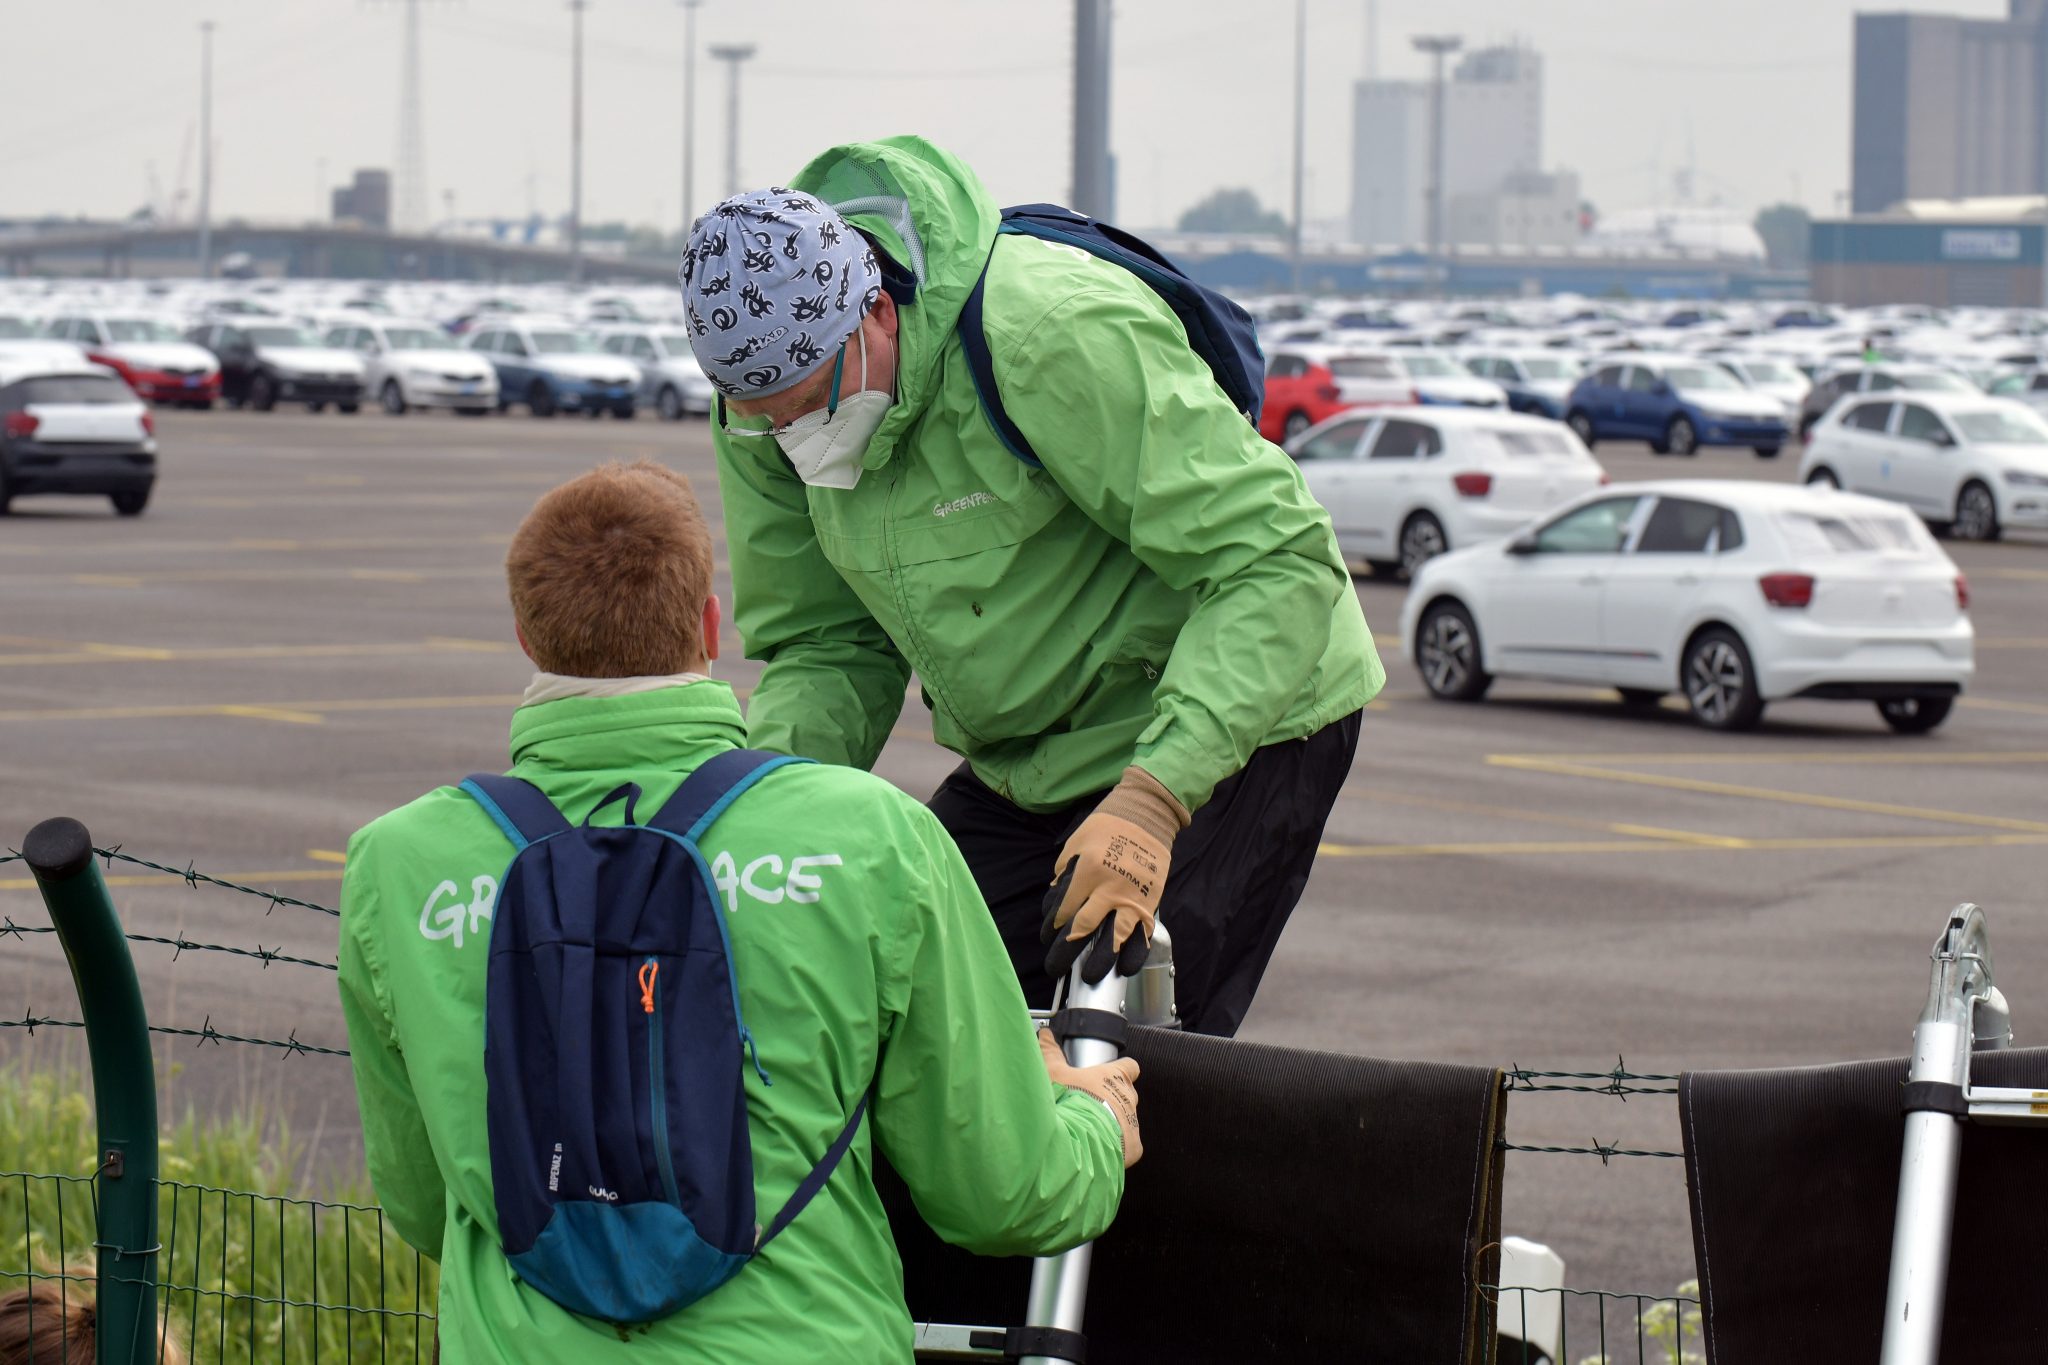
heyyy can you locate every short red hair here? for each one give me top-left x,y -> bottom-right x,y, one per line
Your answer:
506,460 -> 713,677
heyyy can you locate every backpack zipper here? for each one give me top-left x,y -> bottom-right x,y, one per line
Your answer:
641,958 -> 683,1207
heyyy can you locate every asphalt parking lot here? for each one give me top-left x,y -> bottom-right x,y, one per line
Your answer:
3,407 -> 2046,1314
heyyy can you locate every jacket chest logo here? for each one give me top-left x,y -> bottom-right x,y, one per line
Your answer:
418,875 -> 499,949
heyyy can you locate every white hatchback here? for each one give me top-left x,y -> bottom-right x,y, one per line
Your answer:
1399,481 -> 1973,732
1286,406 -> 1607,579
1799,390 -> 2048,541
323,318 -> 498,416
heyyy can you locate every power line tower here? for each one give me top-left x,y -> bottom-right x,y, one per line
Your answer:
394,0 -> 427,233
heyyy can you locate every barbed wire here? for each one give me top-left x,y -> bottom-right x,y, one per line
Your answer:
93,847 -> 340,918
0,916 -> 333,972
1505,1056 -> 1680,1097
1500,1139 -> 1685,1163
0,1011 -> 348,1059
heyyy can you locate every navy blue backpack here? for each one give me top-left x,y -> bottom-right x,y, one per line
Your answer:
955,202 -> 1267,468
460,749 -> 870,1324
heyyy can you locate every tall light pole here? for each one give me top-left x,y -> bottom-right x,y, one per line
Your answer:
709,44 -> 755,199
568,0 -> 589,283
197,20 -> 216,278
1290,0 -> 1306,293
679,0 -> 704,230
1413,34 -> 1462,299
1071,0 -> 1112,216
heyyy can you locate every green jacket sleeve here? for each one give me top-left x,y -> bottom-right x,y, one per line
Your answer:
336,825 -> 446,1262
873,800 -> 1125,1256
1001,286 -> 1352,811
713,429 -> 912,770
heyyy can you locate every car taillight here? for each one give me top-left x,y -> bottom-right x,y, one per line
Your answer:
1955,573 -> 1970,611
2,412 -> 36,438
1759,572 -> 1815,608
1315,383 -> 1340,403
1597,470 -> 1611,485
141,411 -> 155,437
1409,388 -> 1421,404
1453,471 -> 1493,497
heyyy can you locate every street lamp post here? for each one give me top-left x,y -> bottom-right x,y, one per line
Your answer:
197,20 -> 216,279
709,44 -> 757,200
679,0 -> 704,231
568,0 -> 589,284
1413,34 -> 1462,300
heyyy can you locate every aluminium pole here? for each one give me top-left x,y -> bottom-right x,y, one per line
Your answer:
197,21 -> 215,279
709,45 -> 755,199
680,0 -> 703,228
1412,35 -> 1462,300
1071,0 -> 1112,216
1290,0 -> 1306,294
568,0 -> 588,284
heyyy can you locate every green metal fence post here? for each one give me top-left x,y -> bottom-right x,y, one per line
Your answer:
24,817 -> 158,1365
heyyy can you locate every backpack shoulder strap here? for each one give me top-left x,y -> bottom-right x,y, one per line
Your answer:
647,749 -> 811,843
955,241 -> 1044,469
754,1086 -> 873,1254
459,773 -> 571,850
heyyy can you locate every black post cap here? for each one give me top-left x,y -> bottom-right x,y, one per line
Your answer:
22,817 -> 93,882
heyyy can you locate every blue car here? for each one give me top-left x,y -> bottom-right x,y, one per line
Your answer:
464,320 -> 640,419
1461,351 -> 1585,420
1564,355 -> 1790,459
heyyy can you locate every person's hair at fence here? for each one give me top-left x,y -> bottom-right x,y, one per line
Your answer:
0,1281 -> 185,1364
505,460 -> 715,678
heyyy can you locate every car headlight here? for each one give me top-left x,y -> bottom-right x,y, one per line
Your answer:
406,367 -> 440,381
2002,470 -> 2048,487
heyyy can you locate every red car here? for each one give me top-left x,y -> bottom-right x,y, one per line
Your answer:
1260,345 -> 1414,444
42,315 -> 221,408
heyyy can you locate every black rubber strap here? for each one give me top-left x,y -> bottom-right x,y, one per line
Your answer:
967,1326 -> 1088,1363
1901,1080 -> 1968,1117
1049,1007 -> 1127,1051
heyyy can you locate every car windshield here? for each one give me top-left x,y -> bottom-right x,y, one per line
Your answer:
1664,365 -> 1741,391
104,319 -> 182,342
0,318 -> 31,339
1396,353 -> 1461,377
529,331 -> 597,354
1519,357 -> 1578,379
1951,408 -> 2048,444
247,326 -> 319,348
1779,511 -> 1925,555
1740,361 -> 1802,384
383,327 -> 455,351
659,334 -> 699,355
1482,427 -> 1578,456
1897,371 -> 1974,392
1329,355 -> 1399,379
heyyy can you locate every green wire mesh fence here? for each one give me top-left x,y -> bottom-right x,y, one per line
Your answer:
0,840 -> 1707,1364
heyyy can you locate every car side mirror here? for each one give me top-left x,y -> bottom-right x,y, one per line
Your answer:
1932,430 -> 1955,448
1506,532 -> 1539,556
1652,381 -> 1672,397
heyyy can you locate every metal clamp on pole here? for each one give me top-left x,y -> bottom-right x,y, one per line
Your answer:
1879,903 -> 2008,1365
23,817 -> 159,1365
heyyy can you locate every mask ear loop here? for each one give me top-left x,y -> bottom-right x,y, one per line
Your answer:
824,340 -> 847,420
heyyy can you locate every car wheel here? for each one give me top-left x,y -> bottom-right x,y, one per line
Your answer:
249,374 -> 277,411
1398,511 -> 1448,580
337,401 -> 360,415
1416,600 -> 1491,702
109,488 -> 151,517
1665,414 -> 1698,457
1806,467 -> 1839,489
1878,696 -> 1953,735
1753,445 -> 1781,459
381,380 -> 408,416
1683,627 -> 1765,731
527,380 -> 557,418
1364,558 -> 1402,579
1282,410 -> 1311,441
0,465 -> 13,514
585,406 -> 604,420
657,385 -> 684,421
307,402 -> 326,414
1952,480 -> 2000,542
1617,687 -> 1664,709
1567,411 -> 1597,448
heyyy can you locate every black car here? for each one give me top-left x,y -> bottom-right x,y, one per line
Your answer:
0,366 -> 157,515
184,322 -> 366,413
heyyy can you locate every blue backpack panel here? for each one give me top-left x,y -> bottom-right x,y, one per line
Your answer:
955,202 -> 1268,468
460,749 -> 870,1325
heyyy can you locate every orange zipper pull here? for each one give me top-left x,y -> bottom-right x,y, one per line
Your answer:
638,960 -> 658,1014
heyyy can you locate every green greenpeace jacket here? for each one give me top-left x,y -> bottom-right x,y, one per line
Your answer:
337,683 -> 1125,1364
717,136 -> 1383,814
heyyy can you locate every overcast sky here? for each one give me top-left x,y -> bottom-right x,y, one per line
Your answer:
3,0 -> 2016,232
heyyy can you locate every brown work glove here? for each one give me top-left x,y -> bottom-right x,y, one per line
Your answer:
1038,1029 -> 1144,1168
1040,766 -> 1190,985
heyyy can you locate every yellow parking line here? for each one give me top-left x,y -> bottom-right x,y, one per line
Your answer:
1317,832 -> 2048,859
0,533 -> 509,559
0,694 -> 523,723
1486,754 -> 2048,834
0,639 -> 512,668
0,869 -> 344,892
307,849 -> 347,864
1488,749 -> 2048,769
1607,823 -> 1753,848
214,705 -> 324,726
1961,696 -> 2048,717
1975,637 -> 2048,649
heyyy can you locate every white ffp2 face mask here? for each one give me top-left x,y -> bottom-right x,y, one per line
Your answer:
774,328 -> 891,490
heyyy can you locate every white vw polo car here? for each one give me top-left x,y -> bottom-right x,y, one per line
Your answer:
1398,480 -> 1973,733
1799,389 -> 2048,542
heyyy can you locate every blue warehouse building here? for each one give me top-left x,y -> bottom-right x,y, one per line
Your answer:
1810,207 -> 2048,308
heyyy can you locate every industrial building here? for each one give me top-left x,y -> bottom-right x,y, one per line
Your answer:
1852,1 -> 2048,215
1811,198 -> 2048,307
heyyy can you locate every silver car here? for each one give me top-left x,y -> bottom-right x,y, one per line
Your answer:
600,327 -> 717,421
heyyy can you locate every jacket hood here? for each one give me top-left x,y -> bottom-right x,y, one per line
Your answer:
788,136 -> 1001,470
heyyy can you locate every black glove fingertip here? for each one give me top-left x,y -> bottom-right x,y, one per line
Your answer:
1116,929 -> 1150,979
1080,924 -> 1117,985
1039,860 -> 1077,947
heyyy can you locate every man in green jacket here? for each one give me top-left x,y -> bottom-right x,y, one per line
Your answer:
687,137 -> 1383,1035
337,461 -> 1138,1363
